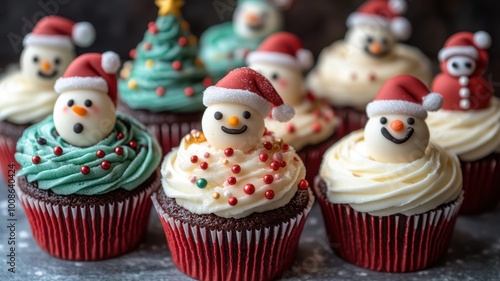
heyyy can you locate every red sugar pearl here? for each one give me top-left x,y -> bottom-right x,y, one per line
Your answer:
148,22 -> 158,34
202,77 -> 212,87
231,165 -> 241,174
81,165 -> 90,175
263,174 -> 273,184
265,190 -> 275,200
156,87 -> 165,96
172,61 -> 182,71
259,153 -> 268,162
243,184 -> 255,195
287,124 -> 295,133
129,140 -> 137,149
178,37 -> 188,46
101,161 -> 111,170
298,179 -> 309,190
117,133 -> 124,140
228,197 -> 238,206
312,122 -> 322,133
270,161 -> 280,171
190,155 -> 198,163
129,49 -> 136,59
200,162 -> 208,170
96,150 -> 105,158
263,141 -> 273,150
280,161 -> 287,168
227,177 -> 237,185
53,146 -> 63,156
115,147 -> 124,155
32,156 -> 41,164
282,144 -> 289,151
184,87 -> 194,97
143,42 -> 152,50
224,147 -> 234,157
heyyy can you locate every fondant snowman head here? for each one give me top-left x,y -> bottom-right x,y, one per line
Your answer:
233,0 -> 293,40
364,75 -> 443,163
247,32 -> 313,106
345,0 -> 411,57
438,31 -> 491,78
53,52 -> 120,147
202,67 -> 294,152
20,16 -> 95,86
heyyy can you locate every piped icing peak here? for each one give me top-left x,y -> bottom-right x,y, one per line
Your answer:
364,75 -> 442,163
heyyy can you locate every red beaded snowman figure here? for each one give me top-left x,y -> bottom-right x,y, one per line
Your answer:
21,16 -> 95,87
53,52 -> 120,147
365,75 -> 443,163
202,67 -> 294,152
432,31 -> 493,111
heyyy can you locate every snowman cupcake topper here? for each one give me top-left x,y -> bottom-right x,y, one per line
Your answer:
202,67 -> 294,152
364,75 -> 443,163
433,31 -> 492,111
53,52 -> 121,147
21,16 -> 95,86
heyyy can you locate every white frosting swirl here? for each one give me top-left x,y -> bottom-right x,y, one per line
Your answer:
320,130 -> 462,216
264,100 -> 338,150
307,41 -> 432,110
162,133 -> 306,219
427,97 -> 500,161
0,72 -> 58,124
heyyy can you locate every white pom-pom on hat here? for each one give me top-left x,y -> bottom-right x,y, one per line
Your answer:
72,22 -> 96,47
391,17 -> 411,41
422,93 -> 443,112
272,104 -> 295,122
389,0 -> 407,14
101,51 -> 121,74
473,31 -> 491,49
296,48 -> 314,70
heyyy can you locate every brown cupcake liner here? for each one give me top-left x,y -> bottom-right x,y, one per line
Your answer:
15,170 -> 160,261
314,179 -> 463,272
0,134 -> 19,183
145,120 -> 201,156
459,152 -> 500,214
151,189 -> 315,281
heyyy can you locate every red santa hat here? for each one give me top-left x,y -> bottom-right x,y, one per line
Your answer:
346,0 -> 411,41
203,67 -> 294,122
54,52 -> 121,105
438,31 -> 491,67
246,32 -> 313,70
366,75 -> 443,119
23,16 -> 95,49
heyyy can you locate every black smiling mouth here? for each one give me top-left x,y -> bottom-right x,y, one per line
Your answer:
381,127 -> 414,144
221,125 -> 247,135
248,22 -> 265,31
38,69 -> 58,79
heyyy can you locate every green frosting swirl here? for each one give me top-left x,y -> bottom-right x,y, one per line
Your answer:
119,14 -> 210,113
15,114 -> 162,195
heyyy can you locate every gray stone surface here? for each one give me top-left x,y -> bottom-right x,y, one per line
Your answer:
0,175 -> 499,281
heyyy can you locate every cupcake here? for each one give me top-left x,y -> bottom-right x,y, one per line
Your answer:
247,32 -> 341,185
427,31 -> 500,214
0,16 -> 94,182
306,0 -> 431,135
152,68 -> 313,280
199,0 -> 293,80
314,75 -> 463,272
118,1 -> 212,155
14,52 -> 162,260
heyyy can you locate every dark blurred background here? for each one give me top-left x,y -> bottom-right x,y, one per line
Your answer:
1,0 -> 499,89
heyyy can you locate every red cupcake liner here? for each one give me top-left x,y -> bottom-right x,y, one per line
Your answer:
314,181 -> 463,272
333,106 -> 368,138
151,189 -> 315,281
0,134 -> 19,183
459,153 -> 500,214
146,120 -> 201,156
14,171 -> 160,261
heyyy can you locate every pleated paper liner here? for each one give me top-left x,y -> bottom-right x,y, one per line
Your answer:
333,106 -> 368,139
0,135 -> 18,182
14,170 -> 160,261
459,152 -> 500,214
314,179 -> 463,272
152,188 -> 315,281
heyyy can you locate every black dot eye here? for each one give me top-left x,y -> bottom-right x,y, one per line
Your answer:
214,111 -> 223,120
67,99 -> 74,107
33,56 -> 39,63
380,117 -> 387,124
242,111 -> 251,119
465,62 -> 472,69
452,62 -> 459,69
366,36 -> 374,43
54,57 -> 61,65
84,99 -> 92,107
407,117 -> 415,125
271,73 -> 279,80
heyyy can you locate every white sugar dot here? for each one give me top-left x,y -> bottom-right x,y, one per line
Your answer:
459,76 -> 469,86
19,230 -> 30,239
224,191 -> 232,198
460,99 -> 471,109
459,87 -> 470,98
35,271 -> 44,276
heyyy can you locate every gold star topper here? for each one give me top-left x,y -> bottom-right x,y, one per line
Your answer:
155,0 -> 185,16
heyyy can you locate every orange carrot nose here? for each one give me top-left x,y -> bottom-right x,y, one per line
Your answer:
40,61 -> 52,72
390,119 -> 404,132
228,116 -> 239,126
368,42 -> 383,55
72,106 -> 88,117
246,13 -> 260,25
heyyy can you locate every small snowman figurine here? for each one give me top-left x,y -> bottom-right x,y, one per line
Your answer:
364,75 -> 443,163
202,67 -> 294,152
432,31 -> 492,111
53,52 -> 121,147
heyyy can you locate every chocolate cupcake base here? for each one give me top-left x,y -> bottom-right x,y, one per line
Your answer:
0,120 -> 29,183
